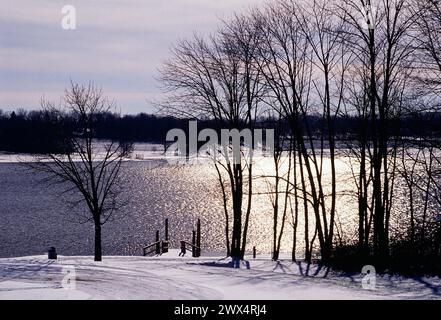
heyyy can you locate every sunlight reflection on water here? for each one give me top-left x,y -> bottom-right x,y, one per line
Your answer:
0,153 -> 407,258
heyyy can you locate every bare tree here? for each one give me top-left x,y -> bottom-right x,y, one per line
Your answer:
255,0 -> 350,262
29,83 -> 132,261
160,13 -> 264,260
160,0 -> 439,268
410,0 -> 441,251
338,0 -> 415,260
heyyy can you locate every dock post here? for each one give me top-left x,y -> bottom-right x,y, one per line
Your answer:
162,218 -> 169,254
155,230 -> 160,254
192,230 -> 196,258
253,246 -> 256,259
196,219 -> 201,257
180,241 -> 186,256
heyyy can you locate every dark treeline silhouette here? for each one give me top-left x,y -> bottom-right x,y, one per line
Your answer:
0,109 -> 72,154
2,108 -> 441,154
0,109 -> 207,153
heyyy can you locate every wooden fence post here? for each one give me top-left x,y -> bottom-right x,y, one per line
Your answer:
165,218 -> 169,241
253,246 -> 256,259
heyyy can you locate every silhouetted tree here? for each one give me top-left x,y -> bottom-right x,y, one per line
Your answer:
28,82 -> 132,261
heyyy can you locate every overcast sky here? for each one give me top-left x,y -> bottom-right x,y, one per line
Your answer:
0,0 -> 265,114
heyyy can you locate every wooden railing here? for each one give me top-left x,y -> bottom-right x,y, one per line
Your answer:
142,227 -> 170,256
142,218 -> 201,258
142,240 -> 169,256
143,240 -> 161,256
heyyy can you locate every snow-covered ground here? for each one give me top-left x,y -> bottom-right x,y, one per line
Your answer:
0,251 -> 439,300
0,143 -> 167,163
0,142 -> 272,164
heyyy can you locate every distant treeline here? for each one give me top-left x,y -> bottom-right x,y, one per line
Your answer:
1,109 -> 441,154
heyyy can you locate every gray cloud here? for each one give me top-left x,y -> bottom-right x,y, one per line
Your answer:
0,0 -> 265,114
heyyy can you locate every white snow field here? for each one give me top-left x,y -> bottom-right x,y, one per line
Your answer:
0,250 -> 439,300
0,143 -> 166,163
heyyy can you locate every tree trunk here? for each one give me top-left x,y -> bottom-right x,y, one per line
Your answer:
240,164 -> 253,259
230,163 -> 243,260
272,164 -> 279,261
94,221 -> 102,262
292,145 -> 299,262
297,138 -> 311,263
